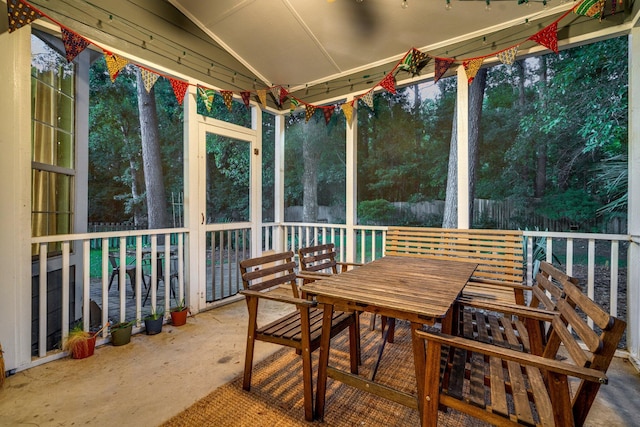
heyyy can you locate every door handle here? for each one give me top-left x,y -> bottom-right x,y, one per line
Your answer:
201,213 -> 204,225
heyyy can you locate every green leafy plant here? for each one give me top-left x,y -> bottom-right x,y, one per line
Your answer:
110,319 -> 137,331
144,307 -> 164,321
171,298 -> 187,313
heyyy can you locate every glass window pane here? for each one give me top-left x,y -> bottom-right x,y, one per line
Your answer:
197,93 -> 252,128
32,121 -> 54,164
262,112 -> 275,223
57,92 -> 74,134
56,130 -> 73,169
205,133 -> 250,223
285,109 -> 346,224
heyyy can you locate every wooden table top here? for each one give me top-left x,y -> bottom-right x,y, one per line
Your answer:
300,256 -> 477,320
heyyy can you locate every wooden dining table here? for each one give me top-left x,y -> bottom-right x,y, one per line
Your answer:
300,255 -> 478,424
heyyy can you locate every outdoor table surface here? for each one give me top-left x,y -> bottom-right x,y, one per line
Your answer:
300,256 -> 478,425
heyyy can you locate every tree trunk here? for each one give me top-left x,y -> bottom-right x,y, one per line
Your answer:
534,56 -> 548,198
442,68 -> 488,228
442,104 -> 458,228
302,124 -> 319,223
136,69 -> 168,230
467,68 -> 487,223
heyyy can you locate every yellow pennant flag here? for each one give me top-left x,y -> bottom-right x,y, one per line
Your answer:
257,90 -> 267,108
140,69 -> 159,93
341,102 -> 353,125
104,53 -> 129,82
463,58 -> 484,85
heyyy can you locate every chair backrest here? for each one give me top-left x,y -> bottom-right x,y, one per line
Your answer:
298,243 -> 339,275
239,251 -> 300,297
108,254 -> 118,269
542,274 -> 626,425
530,261 -> 578,311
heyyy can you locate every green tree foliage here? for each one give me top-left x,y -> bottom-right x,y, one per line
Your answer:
88,60 -> 183,226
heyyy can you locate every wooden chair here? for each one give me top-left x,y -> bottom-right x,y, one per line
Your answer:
456,261 -> 578,356
239,251 -> 360,422
415,269 -> 626,427
297,243 -> 362,284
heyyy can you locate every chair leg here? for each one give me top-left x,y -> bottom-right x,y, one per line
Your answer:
243,298 -> 259,391
108,271 -> 117,291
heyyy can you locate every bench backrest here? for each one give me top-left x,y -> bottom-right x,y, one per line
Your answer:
239,251 -> 300,298
543,275 -> 626,425
385,227 -> 524,285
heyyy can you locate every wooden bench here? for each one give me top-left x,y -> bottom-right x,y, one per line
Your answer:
238,251 -> 360,421
458,261 -> 578,355
415,269 -> 626,427
385,227 -> 528,305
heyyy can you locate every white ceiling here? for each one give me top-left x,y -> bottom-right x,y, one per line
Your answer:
169,0 -> 580,91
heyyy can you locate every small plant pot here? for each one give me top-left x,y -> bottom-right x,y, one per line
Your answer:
170,309 -> 188,326
144,317 -> 164,335
72,335 -> 96,359
111,324 -> 133,346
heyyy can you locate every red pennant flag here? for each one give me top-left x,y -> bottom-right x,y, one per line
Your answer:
434,58 -> 454,83
169,78 -> 189,105
323,107 -> 334,125
7,0 -> 42,33
61,28 -> 90,63
240,91 -> 251,108
279,87 -> 288,104
528,22 -> 559,54
379,73 -> 396,94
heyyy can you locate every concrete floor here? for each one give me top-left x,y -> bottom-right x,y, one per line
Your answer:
1,294 -> 639,427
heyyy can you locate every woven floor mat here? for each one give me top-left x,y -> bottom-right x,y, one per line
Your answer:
161,314 -> 487,427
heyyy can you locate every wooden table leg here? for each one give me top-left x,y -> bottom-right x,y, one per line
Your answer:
411,322 -> 426,425
314,303 -> 334,421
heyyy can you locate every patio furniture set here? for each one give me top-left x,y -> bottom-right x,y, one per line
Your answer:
237,228 -> 626,426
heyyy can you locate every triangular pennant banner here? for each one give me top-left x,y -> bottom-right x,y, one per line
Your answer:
197,85 -> 215,112
574,0 -> 606,19
240,91 -> 251,108
361,91 -> 374,110
140,69 -> 159,93
7,0 -> 42,33
323,107 -> 334,125
221,90 -> 234,112
61,27 -> 90,63
399,50 -> 413,71
463,58 -> 484,85
497,46 -> 518,66
341,102 -> 354,125
170,78 -> 189,105
257,90 -> 267,108
304,104 -> 316,122
528,22 -> 558,54
104,53 -> 129,82
270,87 -> 281,105
434,58 -> 454,83
379,73 -> 396,94
279,87 -> 288,104
409,48 -> 430,76
290,98 -> 299,113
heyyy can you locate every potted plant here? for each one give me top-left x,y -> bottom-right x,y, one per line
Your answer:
110,319 -> 136,346
63,322 -> 107,359
144,308 -> 164,335
170,298 -> 188,327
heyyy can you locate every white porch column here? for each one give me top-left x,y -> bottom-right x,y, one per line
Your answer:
627,28 -> 640,368
0,27 -> 32,372
345,99 -> 358,263
273,114 -> 285,252
250,106 -> 262,258
456,65 -> 470,229
183,83 -> 202,313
